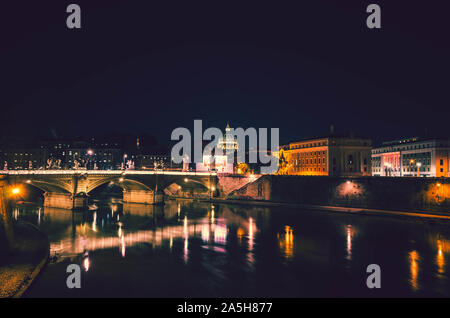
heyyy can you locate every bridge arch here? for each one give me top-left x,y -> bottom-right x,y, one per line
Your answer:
86,177 -> 154,194
17,179 -> 72,194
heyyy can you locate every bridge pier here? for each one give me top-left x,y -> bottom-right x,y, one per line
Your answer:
123,189 -> 164,205
43,192 -> 88,210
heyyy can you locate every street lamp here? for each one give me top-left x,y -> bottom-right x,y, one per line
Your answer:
86,149 -> 95,170
123,154 -> 128,170
416,162 -> 422,177
409,159 -> 415,176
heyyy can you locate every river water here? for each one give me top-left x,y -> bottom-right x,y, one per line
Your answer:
13,199 -> 450,297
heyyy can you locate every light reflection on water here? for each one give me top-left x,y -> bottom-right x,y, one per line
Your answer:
14,199 -> 450,297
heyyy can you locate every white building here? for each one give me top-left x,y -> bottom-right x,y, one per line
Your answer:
196,123 -> 238,173
372,137 -> 450,177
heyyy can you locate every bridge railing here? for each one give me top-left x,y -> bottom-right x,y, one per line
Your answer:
0,169 -> 218,176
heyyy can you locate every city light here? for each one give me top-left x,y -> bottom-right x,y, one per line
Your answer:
87,149 -> 94,155
11,187 -> 20,195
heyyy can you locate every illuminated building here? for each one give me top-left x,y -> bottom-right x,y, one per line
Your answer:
0,148 -> 47,170
196,123 -> 239,173
371,137 -> 450,177
280,134 -> 372,176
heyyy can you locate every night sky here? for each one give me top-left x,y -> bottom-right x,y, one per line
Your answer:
1,1 -> 449,146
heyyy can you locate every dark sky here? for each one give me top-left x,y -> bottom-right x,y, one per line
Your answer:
1,1 -> 449,146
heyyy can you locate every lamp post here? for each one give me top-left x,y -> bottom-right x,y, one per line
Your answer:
86,149 -> 94,170
409,159 -> 415,177
0,177 -> 14,253
384,162 -> 392,176
416,162 -> 422,177
123,154 -> 127,170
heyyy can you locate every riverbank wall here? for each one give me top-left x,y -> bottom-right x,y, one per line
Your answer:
223,175 -> 450,213
172,175 -> 450,213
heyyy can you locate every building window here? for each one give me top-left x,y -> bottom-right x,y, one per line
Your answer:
440,159 -> 444,165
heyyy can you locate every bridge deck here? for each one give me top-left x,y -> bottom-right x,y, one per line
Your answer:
0,170 -> 217,176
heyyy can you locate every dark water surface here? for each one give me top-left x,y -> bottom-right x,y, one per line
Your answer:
14,199 -> 450,297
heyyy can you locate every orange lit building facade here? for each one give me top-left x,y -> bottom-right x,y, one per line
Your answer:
280,136 -> 372,177
372,137 -> 450,177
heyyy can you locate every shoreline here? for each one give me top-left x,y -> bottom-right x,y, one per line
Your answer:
0,222 -> 49,298
168,196 -> 450,221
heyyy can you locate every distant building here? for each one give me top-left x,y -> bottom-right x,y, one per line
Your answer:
279,134 -> 372,177
196,123 -> 239,173
1,148 -> 47,170
40,139 -> 123,170
136,154 -> 171,170
371,137 -> 450,177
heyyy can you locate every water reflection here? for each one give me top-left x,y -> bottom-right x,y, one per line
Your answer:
409,250 -> 420,291
345,224 -> 355,261
436,240 -> 445,275
83,251 -> 90,272
14,199 -> 450,297
278,225 -> 294,259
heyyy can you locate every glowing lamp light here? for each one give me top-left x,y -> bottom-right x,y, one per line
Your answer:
211,186 -> 215,191
87,149 -> 94,155
346,180 -> 351,184
119,177 -> 124,182
12,187 -> 20,195
416,162 -> 422,167
26,180 -> 31,183
184,178 -> 188,183
437,183 -> 441,187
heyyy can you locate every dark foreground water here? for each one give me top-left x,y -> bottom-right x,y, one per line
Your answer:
13,199 -> 450,297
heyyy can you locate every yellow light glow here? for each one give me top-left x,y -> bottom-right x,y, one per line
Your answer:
278,225 -> 294,259
83,257 -> 90,272
409,250 -> 419,291
12,187 -> 20,195
437,240 -> 445,274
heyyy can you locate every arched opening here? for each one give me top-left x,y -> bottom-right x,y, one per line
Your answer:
164,179 -> 211,198
87,177 -> 156,206
10,180 -> 71,205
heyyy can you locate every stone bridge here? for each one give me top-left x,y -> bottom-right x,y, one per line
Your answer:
0,170 -> 218,209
